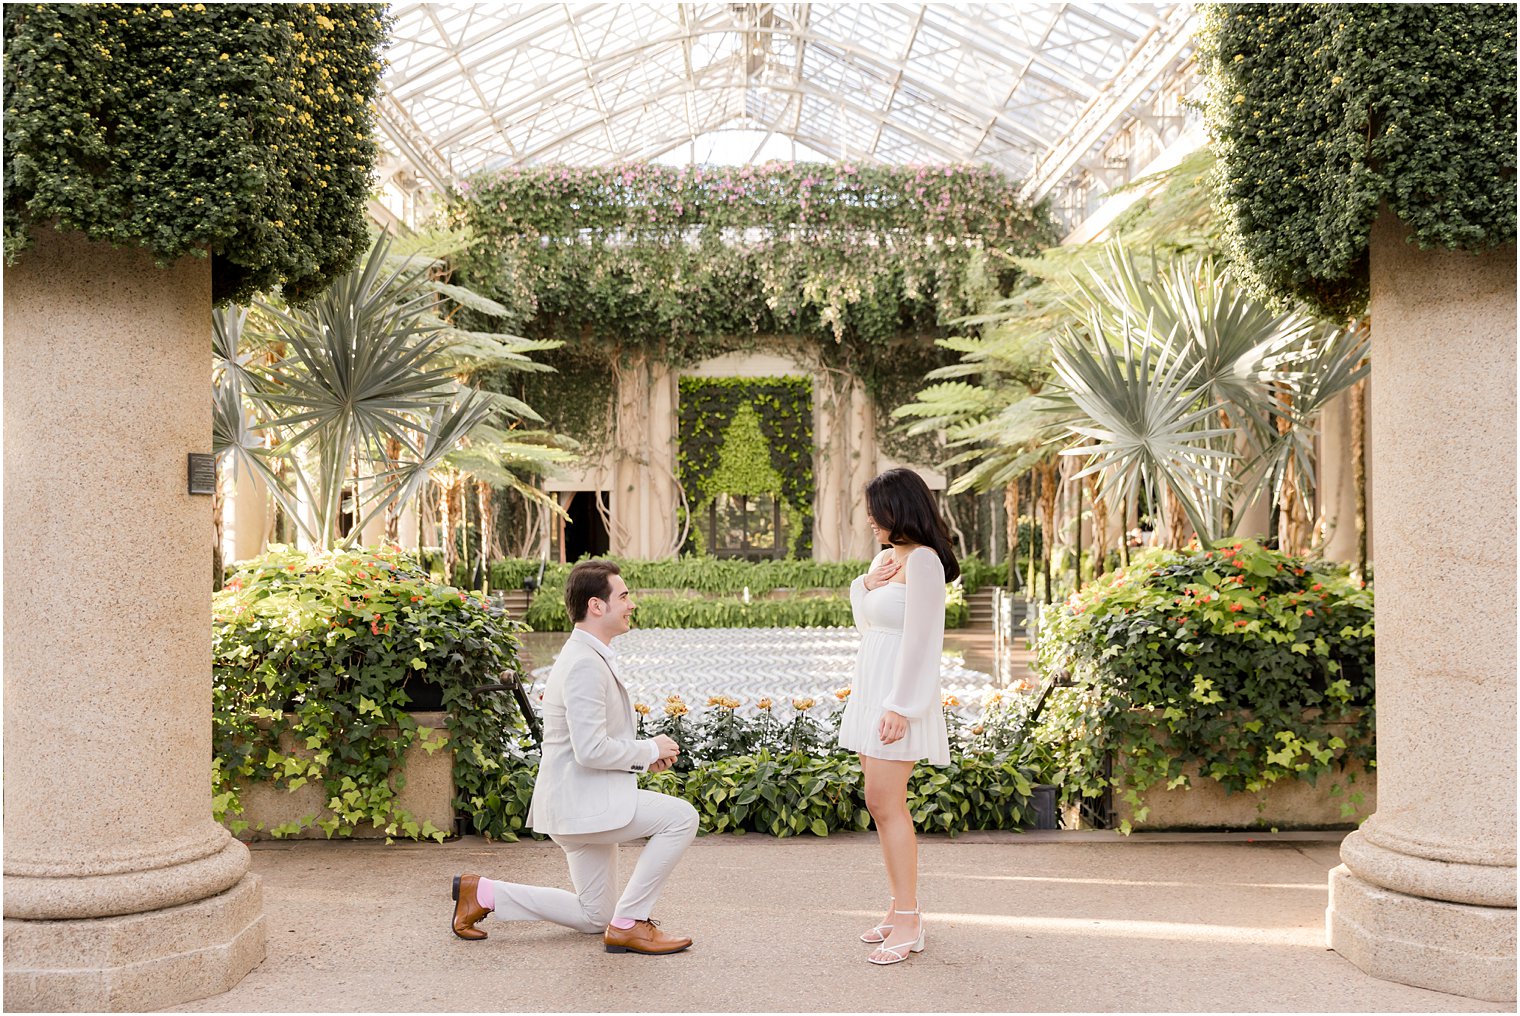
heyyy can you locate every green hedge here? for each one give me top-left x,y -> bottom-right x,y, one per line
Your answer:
213,545 -> 530,840
3,3 -> 388,305
1033,539 -> 1375,832
465,750 -> 1037,842
1201,4 -> 1517,320
519,584 -> 968,631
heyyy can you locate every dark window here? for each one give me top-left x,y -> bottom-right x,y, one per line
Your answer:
561,490 -> 610,561
706,493 -> 784,561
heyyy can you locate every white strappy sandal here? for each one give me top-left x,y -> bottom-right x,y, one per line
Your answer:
859,897 -> 895,944
867,907 -> 925,965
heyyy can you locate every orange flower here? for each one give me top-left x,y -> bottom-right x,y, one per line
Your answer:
1234,619 -> 1248,627
942,694 -> 961,708
634,703 -> 651,716
834,687 -> 851,700
792,697 -> 816,712
756,698 -> 773,712
1228,603 -> 1244,613
1304,608 -> 1315,616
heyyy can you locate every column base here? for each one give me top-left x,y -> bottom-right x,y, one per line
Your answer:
1328,864 -> 1516,1002
3,873 -> 265,1011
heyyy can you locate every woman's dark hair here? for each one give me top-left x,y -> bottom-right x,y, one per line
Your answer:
565,559 -> 621,622
864,468 -> 960,582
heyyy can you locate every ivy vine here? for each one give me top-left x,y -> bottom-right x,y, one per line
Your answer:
1200,3 -> 1517,320
678,376 -> 814,557
2,3 -> 388,305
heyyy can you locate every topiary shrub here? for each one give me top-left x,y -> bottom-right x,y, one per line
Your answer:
1034,539 -> 1375,832
3,3 -> 388,304
213,544 -> 529,840
1200,3 -> 1517,320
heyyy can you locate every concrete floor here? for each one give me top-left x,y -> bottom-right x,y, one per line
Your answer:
169,831 -> 1507,1013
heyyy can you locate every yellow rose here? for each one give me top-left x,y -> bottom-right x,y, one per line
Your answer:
834,688 -> 851,700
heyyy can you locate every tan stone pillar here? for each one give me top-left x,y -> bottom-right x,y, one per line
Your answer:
3,231 -> 265,1010
812,370 -> 880,562
226,462 -> 270,565
610,352 -> 679,558
1317,385 -> 1373,565
1326,211 -> 1516,1001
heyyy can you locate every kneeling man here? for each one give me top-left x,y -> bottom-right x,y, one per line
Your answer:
451,559 -> 698,954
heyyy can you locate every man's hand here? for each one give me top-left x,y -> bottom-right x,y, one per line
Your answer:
648,756 -> 673,774
652,734 -> 680,764
877,710 -> 908,745
863,555 -> 901,591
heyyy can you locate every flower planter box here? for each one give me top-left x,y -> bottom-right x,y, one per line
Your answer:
226,712 -> 455,841
1106,758 -> 1376,831
1065,717 -> 1376,831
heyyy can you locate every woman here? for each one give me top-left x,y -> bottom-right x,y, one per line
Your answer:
837,467 -> 959,966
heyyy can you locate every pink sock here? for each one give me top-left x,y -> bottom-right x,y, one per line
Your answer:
475,877 -> 495,911
609,917 -> 637,929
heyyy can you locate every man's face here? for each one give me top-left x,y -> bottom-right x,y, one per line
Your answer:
593,574 -> 635,636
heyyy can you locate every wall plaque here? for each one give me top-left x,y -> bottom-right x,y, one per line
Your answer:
187,453 -> 217,495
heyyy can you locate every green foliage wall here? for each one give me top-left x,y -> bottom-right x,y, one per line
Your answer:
3,2 -> 388,305
446,162 -> 1055,359
1201,3 -> 1517,320
678,376 -> 814,557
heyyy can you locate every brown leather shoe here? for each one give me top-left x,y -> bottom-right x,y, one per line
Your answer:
451,874 -> 490,940
603,918 -> 692,955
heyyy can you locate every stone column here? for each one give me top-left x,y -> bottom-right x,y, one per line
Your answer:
1317,385 -> 1373,565
812,370 -> 879,561
225,462 -> 270,565
610,352 -> 679,558
3,230 -> 265,1010
1326,211 -> 1516,1001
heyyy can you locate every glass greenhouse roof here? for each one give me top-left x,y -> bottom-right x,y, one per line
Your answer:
379,2 -> 1198,213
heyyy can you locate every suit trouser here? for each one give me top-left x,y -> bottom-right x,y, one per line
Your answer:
490,789 -> 699,933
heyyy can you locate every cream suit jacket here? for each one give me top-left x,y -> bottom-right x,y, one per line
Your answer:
527,628 -> 659,835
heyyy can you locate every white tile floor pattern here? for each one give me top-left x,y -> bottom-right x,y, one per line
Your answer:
526,626 -> 999,717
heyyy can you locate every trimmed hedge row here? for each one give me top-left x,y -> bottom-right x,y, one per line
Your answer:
463,750 -> 1037,841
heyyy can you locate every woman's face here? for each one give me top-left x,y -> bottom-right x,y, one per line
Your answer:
867,510 -> 890,546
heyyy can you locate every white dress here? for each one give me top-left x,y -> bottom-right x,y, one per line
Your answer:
837,546 -> 951,766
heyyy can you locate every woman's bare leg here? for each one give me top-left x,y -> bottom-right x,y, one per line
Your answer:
861,754 -> 921,958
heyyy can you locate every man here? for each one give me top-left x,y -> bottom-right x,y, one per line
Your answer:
450,559 -> 698,955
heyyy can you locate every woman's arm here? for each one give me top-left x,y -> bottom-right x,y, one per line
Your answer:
881,548 -> 945,718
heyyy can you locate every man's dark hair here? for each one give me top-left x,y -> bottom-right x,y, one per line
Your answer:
565,559 -> 621,622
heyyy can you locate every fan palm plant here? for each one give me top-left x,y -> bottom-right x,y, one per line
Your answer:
217,230 -> 568,553
1042,245 -> 1369,548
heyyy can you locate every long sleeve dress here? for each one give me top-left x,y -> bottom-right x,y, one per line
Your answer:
836,545 -> 951,765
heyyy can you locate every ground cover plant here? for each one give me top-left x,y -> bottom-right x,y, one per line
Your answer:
467,690 -> 1040,841
1032,539 -> 1375,832
213,545 -> 530,840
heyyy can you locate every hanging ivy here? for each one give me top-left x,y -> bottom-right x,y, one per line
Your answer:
3,3 -> 389,305
679,376 -> 814,557
1200,3 -> 1517,320
443,162 -> 1055,365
